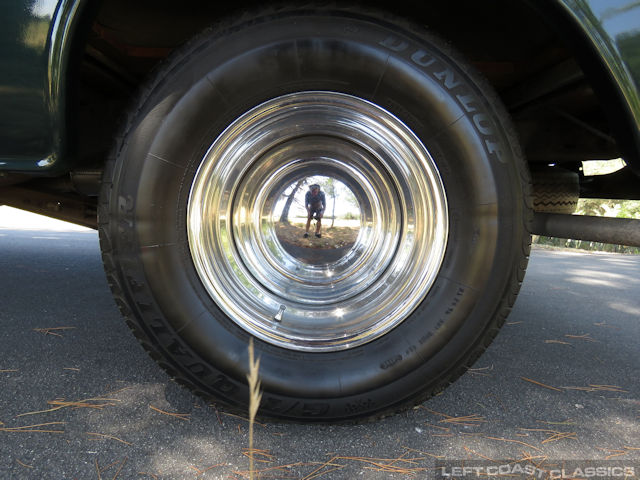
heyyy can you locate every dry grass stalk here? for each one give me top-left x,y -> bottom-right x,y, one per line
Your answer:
0,421 -> 65,433
149,405 -> 190,421
33,326 -> 75,337
87,432 -> 132,446
0,369 -> 18,373
246,338 -> 263,480
520,377 -> 563,392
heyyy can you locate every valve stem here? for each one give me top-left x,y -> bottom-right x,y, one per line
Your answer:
274,305 -> 286,322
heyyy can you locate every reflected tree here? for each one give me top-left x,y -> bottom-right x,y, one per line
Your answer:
278,179 -> 307,224
321,178 -> 337,227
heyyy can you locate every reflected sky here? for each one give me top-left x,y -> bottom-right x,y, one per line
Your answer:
591,0 -> 640,39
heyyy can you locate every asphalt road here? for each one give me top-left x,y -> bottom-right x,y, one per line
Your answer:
1,219 -> 639,479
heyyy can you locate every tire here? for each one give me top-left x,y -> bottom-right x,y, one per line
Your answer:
531,166 -> 579,214
99,6 -> 531,422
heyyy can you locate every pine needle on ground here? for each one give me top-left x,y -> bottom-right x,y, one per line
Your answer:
520,428 -> 577,444
0,421 -> 65,434
17,397 -> 119,417
564,333 -> 597,342
520,377 -> 563,392
422,408 -> 487,426
15,459 -> 34,469
87,432 -> 132,446
483,436 -> 542,452
33,326 -> 76,337
561,384 -> 628,393
149,405 -> 190,421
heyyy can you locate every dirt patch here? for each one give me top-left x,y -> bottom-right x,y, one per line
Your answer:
275,221 -> 358,250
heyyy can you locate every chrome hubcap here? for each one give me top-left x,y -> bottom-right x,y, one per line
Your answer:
187,91 -> 448,351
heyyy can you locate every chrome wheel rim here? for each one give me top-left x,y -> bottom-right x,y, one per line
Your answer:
187,91 -> 448,351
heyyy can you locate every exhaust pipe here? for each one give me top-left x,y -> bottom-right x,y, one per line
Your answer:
532,213 -> 640,247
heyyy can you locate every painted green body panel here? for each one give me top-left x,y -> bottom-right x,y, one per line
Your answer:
0,0 -> 83,174
558,0 -> 640,155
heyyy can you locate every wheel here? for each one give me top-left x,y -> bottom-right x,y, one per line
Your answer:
99,6 -> 531,422
531,166 -> 579,214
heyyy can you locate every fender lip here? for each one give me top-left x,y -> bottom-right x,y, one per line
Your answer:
0,0 -> 87,175
528,0 -> 640,176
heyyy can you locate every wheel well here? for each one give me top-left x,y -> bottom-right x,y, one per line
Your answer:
68,0 -> 637,197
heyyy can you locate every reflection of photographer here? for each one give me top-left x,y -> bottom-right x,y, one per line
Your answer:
304,184 -> 326,238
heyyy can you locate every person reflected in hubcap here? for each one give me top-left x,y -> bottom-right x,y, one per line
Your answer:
304,183 -> 326,238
